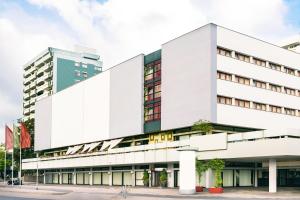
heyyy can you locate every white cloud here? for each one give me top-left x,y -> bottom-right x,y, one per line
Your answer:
0,0 -> 299,143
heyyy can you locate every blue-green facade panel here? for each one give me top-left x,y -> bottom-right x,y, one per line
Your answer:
144,49 -> 161,65
144,121 -> 161,133
56,58 -> 101,92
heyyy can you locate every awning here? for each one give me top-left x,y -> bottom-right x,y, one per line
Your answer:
66,147 -> 74,155
87,142 -> 101,153
81,144 -> 92,153
109,138 -> 123,149
70,145 -> 83,154
100,141 -> 111,151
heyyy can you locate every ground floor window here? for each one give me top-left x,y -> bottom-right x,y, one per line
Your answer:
76,172 -> 90,185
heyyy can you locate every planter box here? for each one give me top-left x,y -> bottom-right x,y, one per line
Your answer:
208,187 -> 224,193
195,186 -> 204,192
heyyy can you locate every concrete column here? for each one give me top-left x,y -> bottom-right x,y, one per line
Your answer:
254,169 -> 258,187
168,163 -> 174,188
149,164 -> 154,187
73,169 -> 76,185
89,169 -> 93,186
269,159 -> 277,193
108,167 -> 113,186
178,148 -> 197,194
43,170 -> 46,184
131,166 -> 135,187
59,170 -> 62,184
205,169 -> 213,188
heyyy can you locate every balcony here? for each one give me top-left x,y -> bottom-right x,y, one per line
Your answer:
29,81 -> 36,89
23,93 -> 30,100
36,92 -> 49,101
23,108 -> 30,115
24,84 -> 30,92
25,66 -> 36,76
29,113 -> 35,119
36,72 -> 52,85
30,106 -> 35,113
34,53 -> 51,68
30,91 -> 36,98
23,101 -> 30,108
37,62 -> 52,75
36,82 -> 51,94
30,98 -> 36,105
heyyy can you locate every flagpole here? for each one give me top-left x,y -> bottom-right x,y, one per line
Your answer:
11,135 -> 14,187
4,150 -> 6,184
19,126 -> 22,186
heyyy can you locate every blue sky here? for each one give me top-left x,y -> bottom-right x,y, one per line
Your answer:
0,0 -> 300,143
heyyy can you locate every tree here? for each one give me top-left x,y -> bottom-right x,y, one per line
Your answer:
208,159 -> 225,188
142,170 -> 149,186
0,144 -> 12,178
191,120 -> 213,133
159,169 -> 168,187
196,160 -> 208,186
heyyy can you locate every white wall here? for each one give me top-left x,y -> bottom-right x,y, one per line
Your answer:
36,55 -> 144,150
216,26 -> 300,129
109,55 -> 144,138
161,24 -> 217,130
35,97 -> 52,151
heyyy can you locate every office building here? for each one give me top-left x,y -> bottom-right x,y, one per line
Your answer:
22,24 -> 300,193
23,47 -> 102,121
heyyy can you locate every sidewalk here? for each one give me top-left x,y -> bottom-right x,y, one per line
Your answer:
1,183 -> 300,199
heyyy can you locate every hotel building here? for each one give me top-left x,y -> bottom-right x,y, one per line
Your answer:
22,24 -> 300,193
23,47 -> 102,121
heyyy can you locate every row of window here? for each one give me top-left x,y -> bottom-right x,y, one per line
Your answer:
217,47 -> 300,77
217,95 -> 299,116
217,71 -> 300,97
144,60 -> 162,122
75,70 -> 88,78
145,60 -> 161,81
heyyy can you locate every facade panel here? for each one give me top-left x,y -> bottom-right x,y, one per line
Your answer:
109,55 -> 144,138
161,24 -> 217,130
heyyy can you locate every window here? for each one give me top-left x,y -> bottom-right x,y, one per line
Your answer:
269,105 -> 282,113
269,84 -> 281,92
284,108 -> 296,116
217,71 -> 232,81
217,96 -> 232,105
217,47 -> 231,57
144,102 -> 160,122
235,52 -> 250,62
235,99 -> 250,108
82,63 -> 88,68
284,87 -> 296,95
145,63 -> 154,81
154,81 -> 161,99
82,72 -> 88,78
283,67 -> 295,75
253,102 -> 266,111
94,66 -> 102,71
253,58 -> 266,67
75,70 -> 80,77
154,60 -> 161,79
253,80 -> 266,89
235,76 -> 250,85
144,84 -> 154,102
75,62 -> 80,67
268,63 -> 281,71
75,79 -> 80,83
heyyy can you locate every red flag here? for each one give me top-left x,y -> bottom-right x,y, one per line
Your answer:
20,122 -> 31,149
5,125 -> 13,152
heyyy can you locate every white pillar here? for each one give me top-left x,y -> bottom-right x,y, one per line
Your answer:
269,159 -> 277,193
205,169 -> 213,188
108,167 -> 112,186
168,163 -> 174,188
43,170 -> 46,184
59,170 -> 62,185
73,169 -> 76,185
131,166 -> 135,187
89,169 -> 93,186
178,148 -> 197,194
254,169 -> 258,187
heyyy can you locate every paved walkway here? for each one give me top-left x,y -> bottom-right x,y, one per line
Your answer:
1,183 -> 300,199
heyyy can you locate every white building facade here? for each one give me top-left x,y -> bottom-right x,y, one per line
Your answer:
23,24 -> 300,193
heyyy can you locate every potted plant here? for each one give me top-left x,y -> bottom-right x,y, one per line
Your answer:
191,120 -> 213,134
207,159 -> 225,193
159,169 -> 168,187
195,160 -> 208,192
142,170 -> 149,187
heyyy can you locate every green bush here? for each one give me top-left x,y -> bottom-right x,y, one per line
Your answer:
196,160 -> 208,186
191,120 -> 212,133
159,169 -> 168,187
142,170 -> 149,186
208,159 -> 225,188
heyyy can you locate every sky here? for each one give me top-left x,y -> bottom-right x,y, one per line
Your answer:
0,0 -> 300,143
